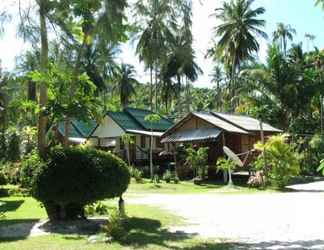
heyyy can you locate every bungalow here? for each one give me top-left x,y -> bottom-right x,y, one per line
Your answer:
88,107 -> 173,165
55,119 -> 97,145
161,111 -> 282,166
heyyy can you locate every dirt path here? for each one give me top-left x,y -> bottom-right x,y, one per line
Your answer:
130,181 -> 324,249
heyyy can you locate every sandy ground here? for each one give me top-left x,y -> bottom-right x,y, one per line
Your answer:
130,181 -> 324,249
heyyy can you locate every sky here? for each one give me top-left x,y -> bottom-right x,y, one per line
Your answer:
0,0 -> 323,88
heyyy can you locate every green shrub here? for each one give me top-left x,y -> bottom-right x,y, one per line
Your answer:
1,162 -> 21,184
5,127 -> 21,162
0,171 -> 7,185
299,134 -> 324,175
130,167 -> 143,183
20,150 -> 43,189
102,210 -> 126,241
153,174 -> 160,185
163,170 -> 172,183
0,185 -> 28,197
32,146 -> 131,221
185,146 -> 209,180
85,201 -> 109,216
21,126 -> 37,155
173,176 -> 180,184
253,135 -> 300,188
216,158 -> 236,185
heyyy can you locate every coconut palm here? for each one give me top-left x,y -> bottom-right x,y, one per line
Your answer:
134,0 -> 176,111
315,0 -> 324,9
305,33 -> 316,52
114,64 -> 139,109
212,0 -> 267,109
272,23 -> 296,55
161,0 -> 202,112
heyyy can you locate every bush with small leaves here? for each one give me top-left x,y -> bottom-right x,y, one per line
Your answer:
1,162 -> 20,185
130,167 -> 143,183
85,202 -> 109,216
163,170 -> 172,183
102,210 -> 126,241
20,150 -> 44,189
32,146 -> 131,221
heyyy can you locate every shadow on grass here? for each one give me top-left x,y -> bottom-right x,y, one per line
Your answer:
0,199 -> 24,213
118,216 -> 197,249
39,219 -> 105,236
181,239 -> 324,250
0,219 -> 40,241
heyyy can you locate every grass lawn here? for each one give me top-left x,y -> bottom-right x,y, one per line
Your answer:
0,196 -> 235,250
126,178 -> 272,195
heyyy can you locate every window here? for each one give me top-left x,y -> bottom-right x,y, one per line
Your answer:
120,138 -> 124,150
140,135 -> 146,148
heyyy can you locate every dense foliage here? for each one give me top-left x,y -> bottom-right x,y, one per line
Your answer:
253,135 -> 300,188
32,146 -> 130,220
185,146 -> 209,181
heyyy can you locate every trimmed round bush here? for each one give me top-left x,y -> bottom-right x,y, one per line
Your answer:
32,146 -> 130,221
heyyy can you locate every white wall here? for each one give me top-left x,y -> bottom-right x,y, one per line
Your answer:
92,115 -> 125,138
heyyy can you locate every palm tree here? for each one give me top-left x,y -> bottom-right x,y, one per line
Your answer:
210,65 -> 225,110
315,0 -> 324,9
161,0 -> 202,112
212,0 -> 267,109
272,23 -> 296,55
134,0 -> 176,111
241,45 -> 319,131
305,33 -> 316,52
114,64 -> 139,109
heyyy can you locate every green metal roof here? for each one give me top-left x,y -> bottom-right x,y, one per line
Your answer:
125,108 -> 173,131
58,119 -> 97,138
107,108 -> 173,132
58,122 -> 83,138
71,120 -> 97,137
107,111 -> 143,131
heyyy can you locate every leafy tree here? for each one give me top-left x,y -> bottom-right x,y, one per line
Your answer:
272,23 -> 296,55
113,64 -> 139,108
29,63 -> 101,137
210,0 -> 267,109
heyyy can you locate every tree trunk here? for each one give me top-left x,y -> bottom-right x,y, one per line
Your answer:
150,66 -> 153,112
186,77 -> 190,113
150,131 -> 154,180
154,63 -> 158,112
38,0 -> 49,158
